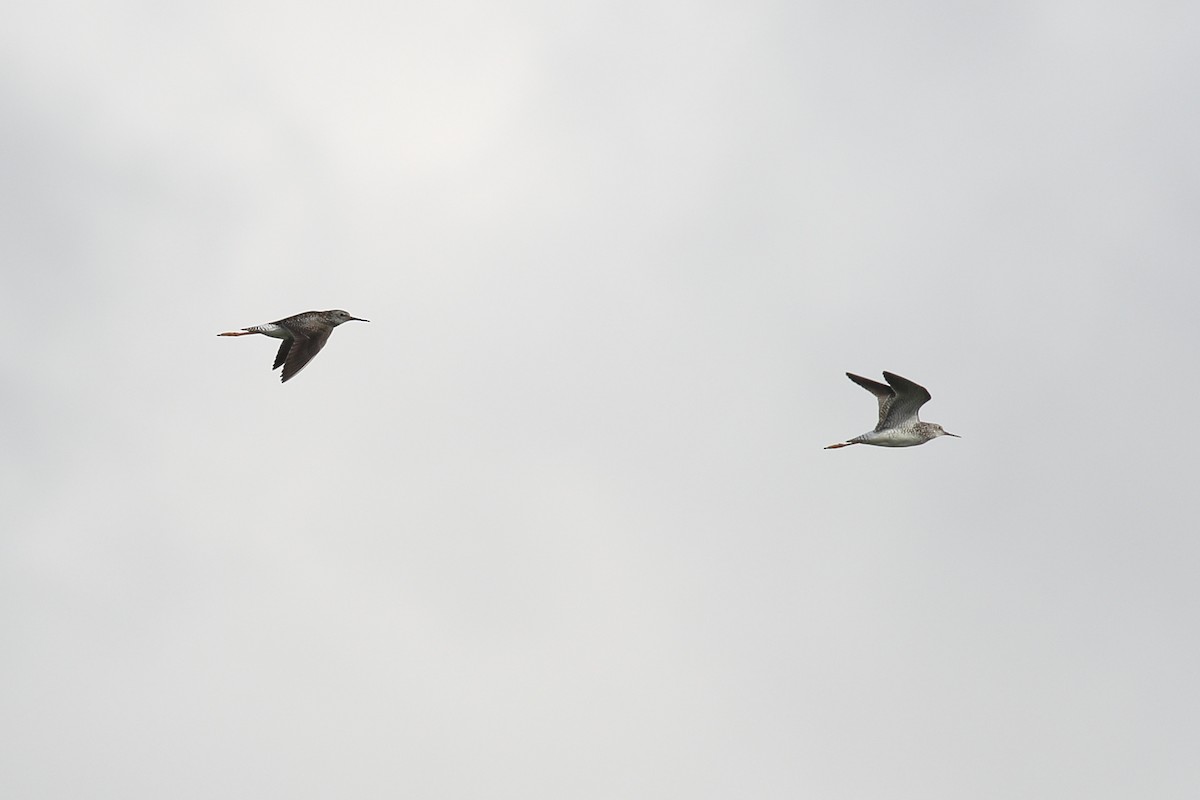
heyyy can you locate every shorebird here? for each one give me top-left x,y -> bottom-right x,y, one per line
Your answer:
218,309 -> 368,382
825,371 -> 959,449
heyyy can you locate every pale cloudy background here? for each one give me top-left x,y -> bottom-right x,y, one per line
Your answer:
2,1 -> 1198,797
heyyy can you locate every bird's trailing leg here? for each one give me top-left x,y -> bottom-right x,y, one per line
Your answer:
824,441 -> 858,449
217,330 -> 254,336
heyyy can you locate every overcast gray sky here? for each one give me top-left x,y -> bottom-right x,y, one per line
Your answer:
3,1 -> 1199,797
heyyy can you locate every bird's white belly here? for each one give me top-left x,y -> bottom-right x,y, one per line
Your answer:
861,428 -> 924,447
251,323 -> 290,339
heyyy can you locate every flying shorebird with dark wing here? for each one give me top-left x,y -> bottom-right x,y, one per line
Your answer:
825,371 -> 959,449
218,309 -> 368,383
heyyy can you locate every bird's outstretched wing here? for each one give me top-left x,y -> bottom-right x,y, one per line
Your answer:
272,338 -> 292,371
881,371 -> 932,429
846,372 -> 895,429
279,329 -> 332,382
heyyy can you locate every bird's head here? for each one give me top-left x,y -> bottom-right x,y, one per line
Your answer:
931,424 -> 960,439
328,310 -> 369,326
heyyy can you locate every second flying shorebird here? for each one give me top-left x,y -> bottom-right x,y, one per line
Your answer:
825,371 -> 959,449
218,309 -> 368,383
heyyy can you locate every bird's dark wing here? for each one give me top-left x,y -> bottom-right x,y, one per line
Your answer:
881,371 -> 932,428
846,372 -> 895,428
280,329 -> 332,383
272,338 -> 293,371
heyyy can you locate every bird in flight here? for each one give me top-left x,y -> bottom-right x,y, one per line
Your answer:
825,371 -> 959,449
218,309 -> 368,383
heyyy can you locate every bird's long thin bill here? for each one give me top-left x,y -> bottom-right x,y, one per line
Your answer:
351,317 -> 370,322
945,432 -> 961,437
